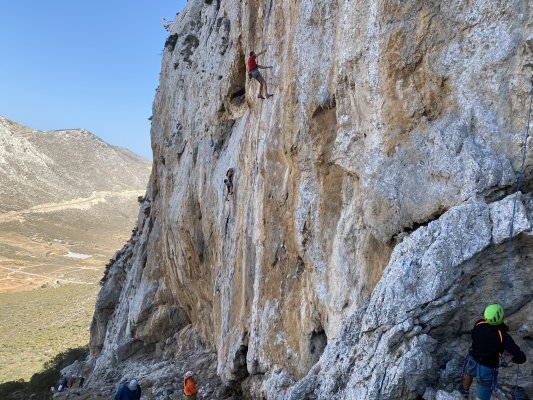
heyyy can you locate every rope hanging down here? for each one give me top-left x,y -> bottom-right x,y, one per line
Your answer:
503,79 -> 533,308
502,79 -> 533,400
513,364 -> 520,400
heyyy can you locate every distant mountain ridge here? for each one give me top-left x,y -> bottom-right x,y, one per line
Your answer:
0,116 -> 151,212
0,116 -> 152,294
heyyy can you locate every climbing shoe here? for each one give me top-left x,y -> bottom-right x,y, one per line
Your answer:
458,385 -> 469,398
258,95 -> 265,99
267,94 -> 273,99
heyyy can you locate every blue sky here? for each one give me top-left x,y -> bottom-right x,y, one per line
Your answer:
0,1 -> 187,160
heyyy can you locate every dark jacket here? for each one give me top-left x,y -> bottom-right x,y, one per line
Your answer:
469,319 -> 526,368
114,384 -> 141,400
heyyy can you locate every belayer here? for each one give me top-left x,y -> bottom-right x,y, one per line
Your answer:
460,304 -> 526,400
183,371 -> 198,400
114,379 -> 141,400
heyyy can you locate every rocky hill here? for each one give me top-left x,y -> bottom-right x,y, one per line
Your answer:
0,116 -> 152,291
0,117 -> 149,213
65,0 -> 532,399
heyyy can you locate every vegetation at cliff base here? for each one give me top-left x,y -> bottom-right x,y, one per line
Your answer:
0,346 -> 88,400
0,284 -> 98,383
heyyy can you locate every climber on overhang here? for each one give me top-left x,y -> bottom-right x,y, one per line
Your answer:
224,167 -> 234,201
247,49 -> 273,99
459,304 -> 526,400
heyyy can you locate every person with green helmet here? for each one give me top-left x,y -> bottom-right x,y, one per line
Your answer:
460,304 -> 526,400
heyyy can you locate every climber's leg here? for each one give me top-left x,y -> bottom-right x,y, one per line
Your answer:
251,69 -> 265,98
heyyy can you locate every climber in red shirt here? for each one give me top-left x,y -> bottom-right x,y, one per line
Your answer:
247,49 -> 273,100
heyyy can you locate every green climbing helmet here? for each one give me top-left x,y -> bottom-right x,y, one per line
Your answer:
484,304 -> 504,325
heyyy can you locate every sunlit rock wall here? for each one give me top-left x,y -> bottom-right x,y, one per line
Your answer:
84,0 -> 533,398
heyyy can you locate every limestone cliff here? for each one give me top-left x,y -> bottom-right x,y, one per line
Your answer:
74,0 -> 533,398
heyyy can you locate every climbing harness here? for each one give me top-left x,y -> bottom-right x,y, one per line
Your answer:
502,79 -> 533,400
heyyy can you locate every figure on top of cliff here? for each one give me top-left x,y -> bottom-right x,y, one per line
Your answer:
247,50 -> 273,100
460,304 -> 526,400
224,168 -> 234,201
162,17 -> 172,31
183,371 -> 198,400
114,378 -> 141,400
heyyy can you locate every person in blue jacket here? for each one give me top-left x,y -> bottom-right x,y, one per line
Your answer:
114,379 -> 141,400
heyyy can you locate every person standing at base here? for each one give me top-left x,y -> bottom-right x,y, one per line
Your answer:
57,377 -> 67,392
247,49 -> 273,99
114,379 -> 141,400
460,304 -> 526,400
183,371 -> 198,400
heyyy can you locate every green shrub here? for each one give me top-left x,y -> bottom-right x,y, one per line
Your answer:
0,346 -> 88,400
165,33 -> 179,51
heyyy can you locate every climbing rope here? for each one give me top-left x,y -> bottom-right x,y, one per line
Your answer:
503,79 -> 533,308
502,79 -> 533,400
513,364 -> 520,399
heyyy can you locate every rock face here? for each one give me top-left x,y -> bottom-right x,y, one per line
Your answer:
80,0 -> 533,398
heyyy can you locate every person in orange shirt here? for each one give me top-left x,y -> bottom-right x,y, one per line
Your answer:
183,371 -> 198,400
